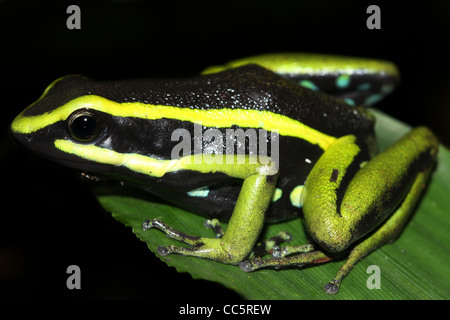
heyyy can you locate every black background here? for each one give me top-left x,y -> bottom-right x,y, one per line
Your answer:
0,0 -> 449,300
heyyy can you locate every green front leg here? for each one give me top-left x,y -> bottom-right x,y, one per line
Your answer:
143,161 -> 278,264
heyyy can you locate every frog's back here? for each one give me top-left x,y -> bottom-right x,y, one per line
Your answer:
173,64 -> 376,140
126,64 -> 375,140
34,64 -> 374,141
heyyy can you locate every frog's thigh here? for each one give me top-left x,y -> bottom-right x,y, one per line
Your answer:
317,127 -> 437,293
304,127 -> 438,253
340,127 -> 438,243
240,127 -> 438,294
145,169 -> 278,264
324,164 -> 435,294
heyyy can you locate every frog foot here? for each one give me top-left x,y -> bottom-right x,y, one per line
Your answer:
239,246 -> 346,294
142,219 -> 203,248
239,249 -> 333,272
141,218 -> 246,264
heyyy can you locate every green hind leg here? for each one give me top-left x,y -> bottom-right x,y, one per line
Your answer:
240,127 -> 438,294
323,165 -> 433,293
239,162 -> 434,293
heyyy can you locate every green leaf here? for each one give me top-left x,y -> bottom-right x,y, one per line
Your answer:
97,109 -> 450,300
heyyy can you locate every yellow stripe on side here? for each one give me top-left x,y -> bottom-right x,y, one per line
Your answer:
54,139 -> 273,179
13,95 -> 336,150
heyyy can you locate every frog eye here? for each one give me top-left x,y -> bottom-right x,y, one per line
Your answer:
67,109 -> 104,142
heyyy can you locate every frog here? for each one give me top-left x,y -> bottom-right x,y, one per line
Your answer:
10,53 -> 438,294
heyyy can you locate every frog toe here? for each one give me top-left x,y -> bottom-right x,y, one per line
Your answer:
323,281 -> 340,294
157,245 -> 171,256
249,231 -> 293,258
142,218 -> 203,246
203,218 -> 224,238
270,245 -> 282,258
239,258 -> 263,272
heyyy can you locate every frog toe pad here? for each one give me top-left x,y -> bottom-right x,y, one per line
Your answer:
239,259 -> 263,272
323,281 -> 340,294
157,246 -> 171,256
